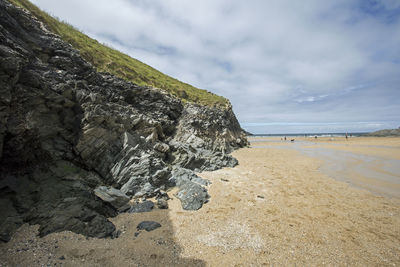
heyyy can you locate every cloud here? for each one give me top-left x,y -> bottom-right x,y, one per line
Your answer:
31,0 -> 400,133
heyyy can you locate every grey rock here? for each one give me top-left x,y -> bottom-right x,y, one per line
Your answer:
170,167 -> 210,187
176,182 -> 209,210
128,182 -> 154,198
117,203 -> 131,213
112,229 -> 121,239
128,201 -> 154,213
157,199 -> 168,209
137,221 -> 161,232
94,186 -> 130,209
154,142 -> 170,153
155,190 -> 169,200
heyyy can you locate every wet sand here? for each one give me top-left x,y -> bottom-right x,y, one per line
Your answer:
251,136 -> 400,198
1,137 -> 399,266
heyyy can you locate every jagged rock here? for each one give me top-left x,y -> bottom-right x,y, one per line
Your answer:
137,221 -> 161,232
128,201 -> 154,213
154,189 -> 169,200
0,0 -> 248,242
154,142 -> 170,153
170,142 -> 239,172
117,203 -> 131,213
176,182 -> 209,210
94,186 -> 130,209
172,105 -> 249,153
126,182 -> 154,198
170,167 -> 210,187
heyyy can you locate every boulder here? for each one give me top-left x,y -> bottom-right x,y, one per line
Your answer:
176,182 -> 209,210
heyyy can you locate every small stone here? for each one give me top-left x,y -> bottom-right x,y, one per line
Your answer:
59,256 -> 65,260
257,195 -> 264,199
137,221 -> 161,232
221,178 -> 229,182
157,199 -> 168,209
112,230 -> 121,239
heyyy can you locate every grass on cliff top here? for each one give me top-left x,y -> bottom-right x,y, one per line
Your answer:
9,0 -> 229,108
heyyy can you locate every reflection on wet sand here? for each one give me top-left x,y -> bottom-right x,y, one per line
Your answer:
251,137 -> 400,198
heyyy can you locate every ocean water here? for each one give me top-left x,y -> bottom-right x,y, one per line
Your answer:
250,132 -> 366,137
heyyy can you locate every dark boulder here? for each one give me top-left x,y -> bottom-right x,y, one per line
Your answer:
137,221 -> 161,232
176,182 -> 209,210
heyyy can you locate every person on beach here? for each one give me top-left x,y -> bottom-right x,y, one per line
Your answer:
346,133 -> 348,140
284,136 -> 287,141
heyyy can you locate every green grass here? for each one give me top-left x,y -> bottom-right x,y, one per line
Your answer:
9,0 -> 229,107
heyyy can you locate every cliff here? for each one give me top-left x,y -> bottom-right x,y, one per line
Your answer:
0,0 -> 248,242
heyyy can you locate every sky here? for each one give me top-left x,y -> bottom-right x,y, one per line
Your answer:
31,0 -> 400,134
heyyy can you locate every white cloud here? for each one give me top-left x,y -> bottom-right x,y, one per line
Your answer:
31,0 -> 400,133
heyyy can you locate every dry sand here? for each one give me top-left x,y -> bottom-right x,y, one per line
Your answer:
1,137 -> 399,266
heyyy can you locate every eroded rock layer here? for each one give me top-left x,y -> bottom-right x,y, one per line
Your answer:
0,0 -> 248,241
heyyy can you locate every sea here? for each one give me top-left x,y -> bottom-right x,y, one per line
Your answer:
250,132 -> 367,137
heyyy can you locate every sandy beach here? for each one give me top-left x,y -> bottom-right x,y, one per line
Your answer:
1,137 -> 399,266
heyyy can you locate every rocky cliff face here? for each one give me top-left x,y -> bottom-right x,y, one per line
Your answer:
0,0 -> 248,241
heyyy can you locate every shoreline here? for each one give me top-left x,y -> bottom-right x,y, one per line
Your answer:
249,136 -> 400,198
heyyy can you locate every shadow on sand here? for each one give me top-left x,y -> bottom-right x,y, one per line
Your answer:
0,206 -> 206,266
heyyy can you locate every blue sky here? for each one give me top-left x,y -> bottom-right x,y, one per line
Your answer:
31,0 -> 400,134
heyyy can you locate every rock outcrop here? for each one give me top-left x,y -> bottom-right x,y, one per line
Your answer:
0,0 -> 248,241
